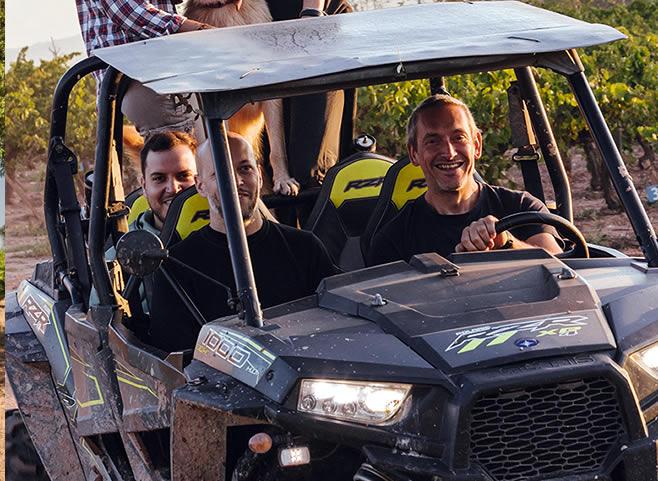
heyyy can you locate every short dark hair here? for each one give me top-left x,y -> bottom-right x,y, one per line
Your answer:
407,95 -> 479,149
140,131 -> 198,174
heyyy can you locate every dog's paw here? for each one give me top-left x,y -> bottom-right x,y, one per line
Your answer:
273,176 -> 300,196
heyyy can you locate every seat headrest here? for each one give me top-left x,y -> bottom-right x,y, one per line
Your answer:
360,157 -> 426,257
160,186 -> 210,246
304,153 -> 395,233
389,161 -> 427,210
126,188 -> 150,225
304,152 -> 395,270
161,186 -> 277,247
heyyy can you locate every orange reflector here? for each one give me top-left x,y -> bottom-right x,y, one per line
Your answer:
248,433 -> 273,454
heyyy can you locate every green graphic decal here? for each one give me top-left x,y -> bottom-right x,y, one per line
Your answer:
447,315 -> 588,355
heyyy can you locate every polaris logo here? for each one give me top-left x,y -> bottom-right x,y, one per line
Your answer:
406,178 -> 426,191
191,209 -> 210,223
344,177 -> 385,192
515,338 -> 539,349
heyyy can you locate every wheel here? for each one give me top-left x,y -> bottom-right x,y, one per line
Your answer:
5,410 -> 50,481
495,211 -> 589,258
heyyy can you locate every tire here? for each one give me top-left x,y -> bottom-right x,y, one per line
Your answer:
5,410 -> 50,481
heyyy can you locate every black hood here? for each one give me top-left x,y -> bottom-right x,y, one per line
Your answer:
194,250 -> 616,401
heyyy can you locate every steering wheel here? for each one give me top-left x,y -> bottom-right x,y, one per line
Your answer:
495,212 -> 589,259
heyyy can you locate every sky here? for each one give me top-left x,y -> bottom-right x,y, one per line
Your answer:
6,0 -> 81,48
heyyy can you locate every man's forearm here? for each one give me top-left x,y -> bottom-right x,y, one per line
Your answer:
513,232 -> 563,255
178,19 -> 213,32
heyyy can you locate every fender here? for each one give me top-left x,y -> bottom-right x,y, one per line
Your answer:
5,291 -> 87,481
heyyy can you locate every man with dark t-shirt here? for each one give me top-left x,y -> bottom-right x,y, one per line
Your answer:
368,95 -> 562,265
149,133 -> 339,352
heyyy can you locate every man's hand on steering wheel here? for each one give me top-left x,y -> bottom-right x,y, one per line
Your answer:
455,213 -> 566,255
455,215 -> 510,253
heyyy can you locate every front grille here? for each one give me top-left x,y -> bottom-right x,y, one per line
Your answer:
469,377 -> 625,481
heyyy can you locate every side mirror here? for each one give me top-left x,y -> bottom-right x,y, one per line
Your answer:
116,230 -> 167,277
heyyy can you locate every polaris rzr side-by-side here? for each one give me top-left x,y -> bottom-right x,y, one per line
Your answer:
6,3 -> 658,481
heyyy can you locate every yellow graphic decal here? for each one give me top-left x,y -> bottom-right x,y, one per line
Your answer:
116,376 -> 159,399
391,163 -> 426,210
330,159 -> 392,208
115,361 -> 159,399
71,356 -> 105,408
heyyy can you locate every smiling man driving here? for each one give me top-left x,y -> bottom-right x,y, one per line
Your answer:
367,95 -> 562,266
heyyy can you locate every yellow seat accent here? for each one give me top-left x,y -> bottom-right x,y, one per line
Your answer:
329,159 -> 393,208
127,195 -> 150,225
175,194 -> 211,240
391,163 -> 427,210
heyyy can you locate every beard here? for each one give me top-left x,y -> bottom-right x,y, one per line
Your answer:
209,193 -> 258,221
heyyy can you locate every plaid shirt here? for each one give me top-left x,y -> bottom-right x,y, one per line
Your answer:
76,0 -> 185,56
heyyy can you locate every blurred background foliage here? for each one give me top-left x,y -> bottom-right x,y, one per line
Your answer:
3,0 -> 657,189
356,0 -> 658,183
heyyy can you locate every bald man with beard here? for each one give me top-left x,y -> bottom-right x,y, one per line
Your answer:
149,133 -> 339,352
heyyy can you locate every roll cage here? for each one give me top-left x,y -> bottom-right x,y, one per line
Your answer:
43,2 -> 658,332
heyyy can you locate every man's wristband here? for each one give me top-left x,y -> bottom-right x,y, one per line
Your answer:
300,8 -> 325,17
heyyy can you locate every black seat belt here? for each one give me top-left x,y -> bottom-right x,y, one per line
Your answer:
507,82 -> 545,203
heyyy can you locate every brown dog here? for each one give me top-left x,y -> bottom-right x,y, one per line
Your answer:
183,0 -> 300,196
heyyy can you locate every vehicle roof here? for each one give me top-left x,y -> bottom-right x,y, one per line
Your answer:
94,1 -> 624,104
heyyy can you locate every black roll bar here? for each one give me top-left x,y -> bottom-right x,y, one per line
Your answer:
514,67 -> 573,222
200,101 -> 264,328
45,56 -> 106,304
89,67 -> 123,305
567,70 -> 658,267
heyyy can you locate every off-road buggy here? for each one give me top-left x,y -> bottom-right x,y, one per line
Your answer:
6,2 -> 658,481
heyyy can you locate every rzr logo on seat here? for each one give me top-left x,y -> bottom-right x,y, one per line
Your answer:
191,209 -> 210,223
407,178 -> 426,191
344,177 -> 385,192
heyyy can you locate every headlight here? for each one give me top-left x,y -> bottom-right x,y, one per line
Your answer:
631,343 -> 658,379
297,379 -> 411,424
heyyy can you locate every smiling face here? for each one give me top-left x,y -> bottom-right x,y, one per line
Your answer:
140,145 -> 197,229
195,134 -> 262,226
409,103 -> 482,195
